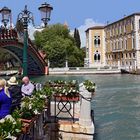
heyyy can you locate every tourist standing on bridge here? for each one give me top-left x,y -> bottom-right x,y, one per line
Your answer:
0,79 -> 12,119
7,76 -> 22,112
21,76 -> 34,97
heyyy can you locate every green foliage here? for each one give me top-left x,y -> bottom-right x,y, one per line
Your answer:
45,80 -> 79,97
74,28 -> 81,48
0,49 -> 16,70
20,96 -> 35,119
20,86 -> 53,119
33,31 -> 43,50
83,80 -> 96,92
12,109 -> 21,120
0,50 -> 14,63
0,115 -> 22,139
34,23 -> 85,67
41,86 -> 53,97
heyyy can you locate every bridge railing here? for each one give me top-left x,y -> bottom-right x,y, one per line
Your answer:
0,28 -> 18,40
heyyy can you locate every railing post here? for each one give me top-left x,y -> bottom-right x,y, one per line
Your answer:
79,83 -> 95,134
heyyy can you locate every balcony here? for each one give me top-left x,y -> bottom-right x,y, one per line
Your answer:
112,49 -> 123,53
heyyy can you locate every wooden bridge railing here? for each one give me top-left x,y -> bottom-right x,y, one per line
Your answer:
0,28 -> 18,40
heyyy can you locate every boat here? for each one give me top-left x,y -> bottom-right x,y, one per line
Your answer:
121,69 -> 130,74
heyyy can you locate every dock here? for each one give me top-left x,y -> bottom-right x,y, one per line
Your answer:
49,67 -> 121,75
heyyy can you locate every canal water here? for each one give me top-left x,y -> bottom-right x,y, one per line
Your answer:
32,74 -> 140,140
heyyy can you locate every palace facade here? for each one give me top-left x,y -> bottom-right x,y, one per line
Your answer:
85,13 -> 140,69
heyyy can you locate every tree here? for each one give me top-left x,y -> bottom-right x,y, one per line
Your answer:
0,50 -> 15,69
74,28 -> 81,48
34,24 -> 85,67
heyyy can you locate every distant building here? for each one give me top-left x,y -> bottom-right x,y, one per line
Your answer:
85,13 -> 140,69
64,21 -> 69,29
85,26 -> 105,67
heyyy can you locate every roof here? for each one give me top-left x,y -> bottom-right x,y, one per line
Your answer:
85,26 -> 105,32
105,13 -> 140,27
85,13 -> 140,32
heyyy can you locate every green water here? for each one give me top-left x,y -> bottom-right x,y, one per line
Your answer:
32,74 -> 140,140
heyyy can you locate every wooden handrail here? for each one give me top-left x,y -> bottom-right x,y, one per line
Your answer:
0,28 -> 18,40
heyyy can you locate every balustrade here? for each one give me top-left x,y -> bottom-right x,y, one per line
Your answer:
0,28 -> 18,40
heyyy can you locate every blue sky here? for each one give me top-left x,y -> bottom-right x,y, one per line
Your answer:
0,0 -> 140,46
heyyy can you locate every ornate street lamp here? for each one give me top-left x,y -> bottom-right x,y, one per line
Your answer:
38,2 -> 53,27
17,3 -> 53,76
17,5 -> 34,76
0,6 -> 11,27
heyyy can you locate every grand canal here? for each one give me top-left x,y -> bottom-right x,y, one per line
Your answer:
32,74 -> 140,140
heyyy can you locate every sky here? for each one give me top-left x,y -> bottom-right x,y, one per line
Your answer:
1,0 -> 140,47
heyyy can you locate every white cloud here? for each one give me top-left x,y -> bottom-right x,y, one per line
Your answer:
28,24 -> 43,40
76,18 -> 104,47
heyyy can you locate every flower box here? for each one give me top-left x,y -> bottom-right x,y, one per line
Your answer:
20,115 -> 38,123
54,95 -> 79,102
21,122 -> 30,133
20,116 -> 38,133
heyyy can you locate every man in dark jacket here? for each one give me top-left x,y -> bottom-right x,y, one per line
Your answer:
7,76 -> 23,112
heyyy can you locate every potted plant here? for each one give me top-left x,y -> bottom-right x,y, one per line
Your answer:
19,95 -> 45,133
83,80 -> 96,93
20,97 -> 35,121
67,80 -> 78,87
11,109 -> 28,135
53,80 -> 66,86
53,84 -> 79,101
41,86 -> 53,98
0,115 -> 22,140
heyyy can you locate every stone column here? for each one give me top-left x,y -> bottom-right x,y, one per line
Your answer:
65,60 -> 68,68
134,60 -> 137,70
48,59 -> 50,67
118,60 -> 120,69
136,51 -> 140,69
79,83 -> 92,126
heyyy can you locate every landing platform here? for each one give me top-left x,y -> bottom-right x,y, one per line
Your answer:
45,120 -> 94,140
49,68 -> 121,75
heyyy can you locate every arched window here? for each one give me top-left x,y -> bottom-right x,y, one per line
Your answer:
139,19 -> 140,29
94,36 -> 100,46
129,53 -> 131,58
94,54 -> 97,60
97,36 -> 100,45
98,54 -> 100,60
133,53 -> 135,58
94,51 -> 101,62
94,38 -> 98,45
122,53 -> 123,58
123,38 -> 127,50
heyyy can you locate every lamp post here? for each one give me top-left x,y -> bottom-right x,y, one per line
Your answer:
38,2 -> 53,27
17,5 -> 34,76
17,3 -> 53,76
0,6 -> 11,28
